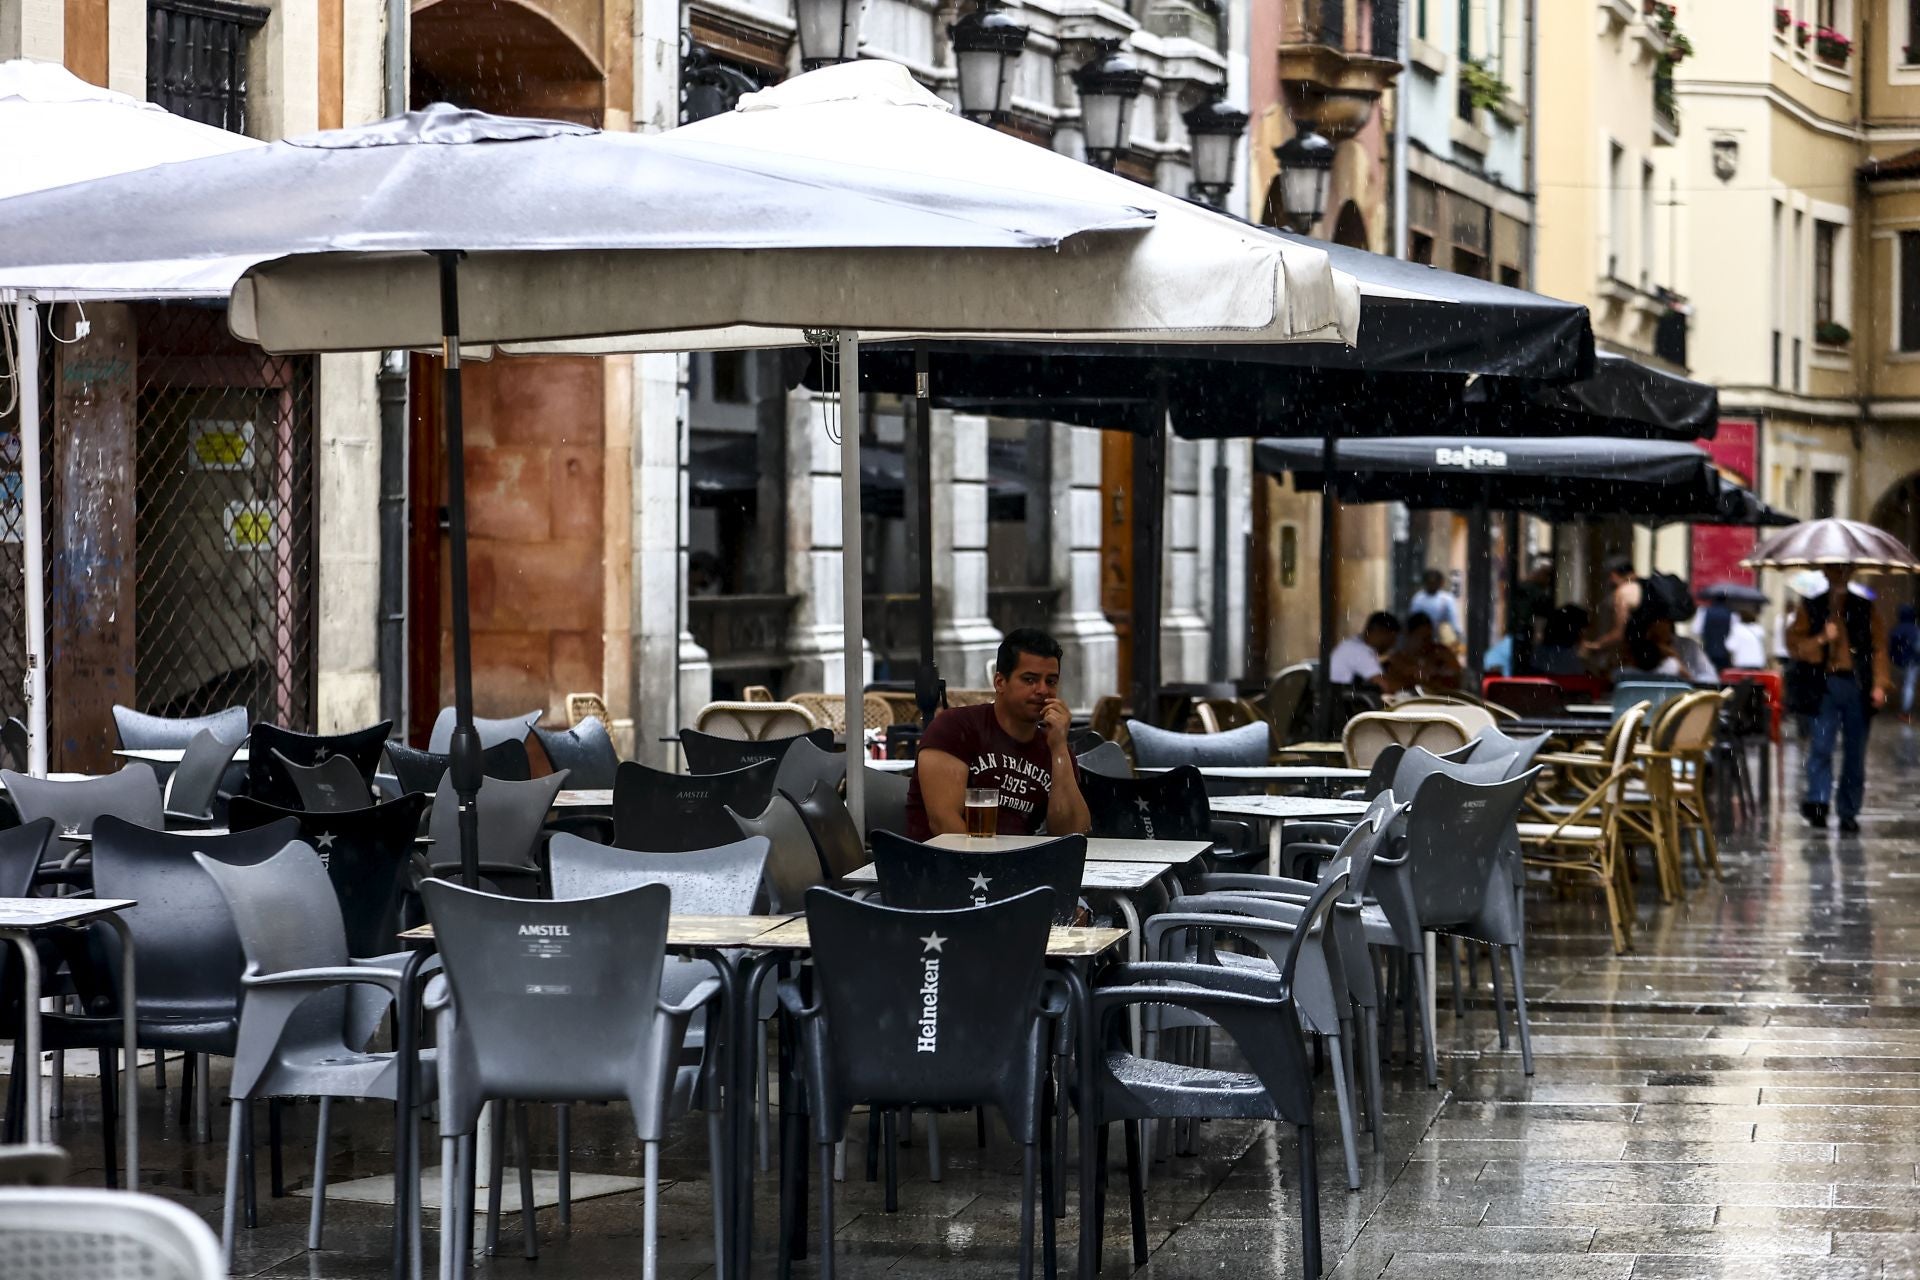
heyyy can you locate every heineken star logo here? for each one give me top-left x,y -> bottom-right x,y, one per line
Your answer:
315,831 -> 336,850
919,931 -> 947,954
968,873 -> 991,894
1135,797 -> 1151,813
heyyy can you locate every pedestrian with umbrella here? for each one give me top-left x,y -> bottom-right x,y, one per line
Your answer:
1748,518 -> 1920,833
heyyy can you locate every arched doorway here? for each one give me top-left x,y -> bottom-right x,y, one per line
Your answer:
404,1 -> 612,745
1870,474 -> 1920,608
1331,200 -> 1368,249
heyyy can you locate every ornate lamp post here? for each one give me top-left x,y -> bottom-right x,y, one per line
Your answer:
951,2 -> 1031,122
794,0 -> 863,70
1072,40 -> 1146,171
1182,95 -> 1248,207
1272,125 -> 1335,234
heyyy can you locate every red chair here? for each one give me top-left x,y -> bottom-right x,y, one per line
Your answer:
1722,669 -> 1782,742
1481,677 -> 1567,718
1541,673 -> 1610,703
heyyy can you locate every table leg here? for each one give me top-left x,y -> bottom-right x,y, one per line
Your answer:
6,933 -> 40,1145
702,949 -> 742,1280
735,954 -> 781,1280
1266,816 -> 1281,878
105,915 -> 138,1186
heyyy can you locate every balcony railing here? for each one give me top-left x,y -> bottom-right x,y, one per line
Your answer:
1285,0 -> 1399,58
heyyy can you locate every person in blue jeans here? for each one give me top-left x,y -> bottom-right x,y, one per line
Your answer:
1787,566 -> 1891,833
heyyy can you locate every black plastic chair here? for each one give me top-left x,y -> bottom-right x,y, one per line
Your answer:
863,766 -> 911,837
531,716 -> 619,790
1079,765 -> 1211,841
227,794 -> 431,956
726,792 -> 826,913
384,739 -> 531,798
2,766 -> 163,876
246,721 -> 391,810
1,718 -> 28,774
871,830 -> 1087,924
678,727 -> 834,776
1125,719 -> 1269,769
112,704 -> 250,753
1086,871 -> 1347,1280
272,751 -> 373,813
160,730 -> 242,826
787,780 -> 869,883
1467,726 -> 1551,777
780,887 -> 1062,1280
771,737 -> 846,806
611,759 -> 776,853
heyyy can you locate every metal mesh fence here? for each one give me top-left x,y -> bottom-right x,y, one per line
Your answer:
3,302 -> 317,770
129,303 -> 316,731
0,312 -> 31,750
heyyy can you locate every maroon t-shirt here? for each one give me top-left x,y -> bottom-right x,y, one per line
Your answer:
904,703 -> 1054,841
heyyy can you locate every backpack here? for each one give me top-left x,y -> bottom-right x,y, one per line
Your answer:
1635,572 -> 1693,624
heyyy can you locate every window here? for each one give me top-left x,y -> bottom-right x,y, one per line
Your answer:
146,0 -> 269,133
1410,232 -> 1435,265
1813,470 -> 1840,519
1607,143 -> 1627,280
1418,0 -> 1428,41
710,351 -> 752,405
1909,0 -> 1920,64
1641,162 -> 1656,289
1814,220 -> 1837,328
1902,231 -> 1920,351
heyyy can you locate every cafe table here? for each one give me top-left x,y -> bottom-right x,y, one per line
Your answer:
1136,763 -> 1368,797
0,897 -> 138,1176
113,747 -> 251,765
924,832 -> 1210,866
1207,794 -> 1373,876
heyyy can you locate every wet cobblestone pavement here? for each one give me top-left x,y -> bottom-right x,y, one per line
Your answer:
19,728 -> 1920,1278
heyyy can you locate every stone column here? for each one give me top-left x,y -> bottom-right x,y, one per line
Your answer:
315,352 -> 381,731
930,410 -> 1001,689
630,351 -> 705,767
1161,433 -> 1211,681
0,0 -> 61,61
783,389 -> 872,694
1223,438 -> 1252,679
1046,424 -> 1119,712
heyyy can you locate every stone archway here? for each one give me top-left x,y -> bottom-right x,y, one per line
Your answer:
1331,200 -> 1367,249
1870,473 -> 1920,608
411,0 -> 606,122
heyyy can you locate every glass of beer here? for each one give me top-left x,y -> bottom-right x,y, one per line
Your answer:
964,788 -> 999,838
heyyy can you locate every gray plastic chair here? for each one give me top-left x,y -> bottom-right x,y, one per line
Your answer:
422,770 -> 570,894
863,765 -> 911,837
420,879 -> 720,1280
161,730 -> 242,826
2,765 -> 163,871
1612,680 -> 1691,719
1125,718 -> 1270,769
1467,725 -> 1552,777
771,736 -> 847,806
728,792 -> 826,913
112,705 -> 250,753
427,707 -> 542,754
0,1144 -> 67,1186
1075,741 -> 1133,779
0,1186 -> 225,1279
272,750 -> 372,813
194,844 -> 431,1271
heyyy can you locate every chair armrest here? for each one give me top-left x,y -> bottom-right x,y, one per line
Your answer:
1281,821 -> 1359,845
1191,871 -> 1319,895
242,964 -> 408,996
1097,960 -> 1286,1000
660,977 -> 722,1021
1536,751 -> 1606,769
163,809 -> 216,826
1143,908 -> 1303,963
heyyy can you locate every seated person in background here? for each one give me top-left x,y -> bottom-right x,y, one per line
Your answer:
1534,604 -> 1590,675
1383,612 -> 1462,694
1329,611 -> 1400,688
906,626 -> 1092,841
1671,631 -> 1720,684
1727,606 -> 1769,670
1621,612 -> 1684,680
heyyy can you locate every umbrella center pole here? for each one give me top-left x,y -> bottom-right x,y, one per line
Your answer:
437,251 -> 483,888
910,345 -> 943,725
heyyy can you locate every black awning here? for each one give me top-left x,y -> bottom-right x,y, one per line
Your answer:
859,441 -> 1027,520
1252,436 -> 1745,520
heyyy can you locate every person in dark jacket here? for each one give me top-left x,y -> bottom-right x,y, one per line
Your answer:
1786,567 -> 1892,833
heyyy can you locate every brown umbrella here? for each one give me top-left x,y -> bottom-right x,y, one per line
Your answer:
1743,516 -> 1920,572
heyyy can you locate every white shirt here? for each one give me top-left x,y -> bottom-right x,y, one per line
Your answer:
1329,636 -> 1384,684
1727,621 -> 1767,670
1409,589 -> 1461,634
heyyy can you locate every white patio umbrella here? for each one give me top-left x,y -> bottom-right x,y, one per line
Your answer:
0,60 -> 266,777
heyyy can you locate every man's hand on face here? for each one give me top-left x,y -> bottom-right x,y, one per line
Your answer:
1041,699 -> 1071,749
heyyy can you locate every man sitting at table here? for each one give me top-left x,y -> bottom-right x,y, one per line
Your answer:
1329,611 -> 1400,688
906,627 -> 1093,840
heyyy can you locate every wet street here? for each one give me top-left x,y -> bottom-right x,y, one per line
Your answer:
24,727 -> 1920,1279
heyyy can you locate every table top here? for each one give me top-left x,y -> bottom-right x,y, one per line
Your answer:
1276,741 -> 1346,759
1137,764 -> 1368,782
555,789 -> 612,807
113,748 -> 250,764
1510,717 -> 1611,738
1566,703 -> 1613,717
925,833 -> 1210,864
399,914 -> 795,949
1207,795 -> 1372,821
753,916 -> 1128,959
867,758 -> 916,773
0,897 -> 135,929
842,859 -> 1173,892
64,828 -> 433,845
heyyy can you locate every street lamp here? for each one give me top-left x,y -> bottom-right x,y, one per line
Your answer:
1073,40 -> 1146,171
1182,95 -> 1248,207
794,0 -> 863,70
951,2 -> 1031,122
1272,125 -> 1335,234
